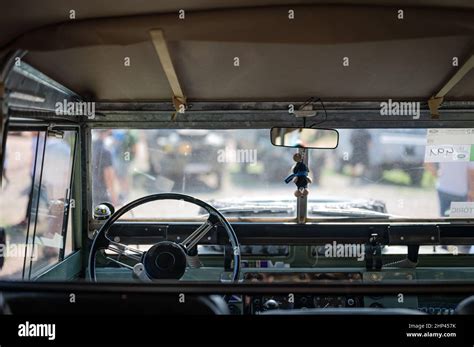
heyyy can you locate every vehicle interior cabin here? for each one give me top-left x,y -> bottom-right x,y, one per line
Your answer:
1,0 -> 474,322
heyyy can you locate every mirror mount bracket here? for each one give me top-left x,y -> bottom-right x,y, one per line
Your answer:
293,108 -> 317,118
292,101 -> 318,118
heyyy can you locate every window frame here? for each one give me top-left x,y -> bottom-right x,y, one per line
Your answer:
4,124 -> 79,280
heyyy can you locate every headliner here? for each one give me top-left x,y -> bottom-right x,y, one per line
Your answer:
1,1 -> 473,102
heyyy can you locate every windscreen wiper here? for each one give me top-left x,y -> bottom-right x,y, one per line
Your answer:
208,199 -> 393,218
217,204 -> 295,216
309,206 -> 394,219
215,205 -> 393,218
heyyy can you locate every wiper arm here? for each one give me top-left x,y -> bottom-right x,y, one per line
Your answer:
208,200 -> 394,218
309,206 -> 394,219
216,204 -> 295,216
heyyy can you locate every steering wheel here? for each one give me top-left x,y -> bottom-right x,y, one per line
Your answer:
88,193 -> 241,282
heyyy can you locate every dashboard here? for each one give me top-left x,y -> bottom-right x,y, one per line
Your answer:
222,269 -> 474,315
93,265 -> 473,315
242,271 -> 363,313
102,222 -> 474,315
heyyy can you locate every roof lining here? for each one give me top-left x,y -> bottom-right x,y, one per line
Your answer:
3,5 -> 474,53
3,4 -> 474,103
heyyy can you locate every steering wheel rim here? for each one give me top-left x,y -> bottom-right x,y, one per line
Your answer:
88,193 -> 241,282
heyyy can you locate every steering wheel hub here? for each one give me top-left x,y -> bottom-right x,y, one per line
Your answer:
143,241 -> 187,279
156,252 -> 175,270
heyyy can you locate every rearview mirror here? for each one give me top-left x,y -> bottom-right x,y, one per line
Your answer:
270,127 -> 339,149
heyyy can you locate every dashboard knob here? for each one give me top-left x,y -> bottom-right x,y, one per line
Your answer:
263,299 -> 280,310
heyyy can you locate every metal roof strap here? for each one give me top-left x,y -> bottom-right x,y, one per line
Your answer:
149,29 -> 187,121
428,53 -> 474,118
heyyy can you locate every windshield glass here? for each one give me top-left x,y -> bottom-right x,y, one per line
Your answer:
90,128 -> 474,220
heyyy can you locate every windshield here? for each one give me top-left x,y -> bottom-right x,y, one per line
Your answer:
90,128 -> 474,221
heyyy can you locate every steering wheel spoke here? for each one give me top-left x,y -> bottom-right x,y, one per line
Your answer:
98,240 -> 145,272
104,256 -> 135,270
180,214 -> 218,252
106,240 -> 144,262
185,245 -> 203,269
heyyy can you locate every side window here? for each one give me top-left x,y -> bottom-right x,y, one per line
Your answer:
0,130 -> 76,280
0,131 -> 40,279
25,131 -> 76,278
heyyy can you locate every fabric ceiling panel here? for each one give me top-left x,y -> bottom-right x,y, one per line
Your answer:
2,1 -> 474,48
6,6 -> 474,52
6,4 -> 474,102
24,36 -> 473,101
25,43 -> 172,101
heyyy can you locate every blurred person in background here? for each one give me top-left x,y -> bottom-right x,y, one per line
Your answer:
111,130 -> 138,203
349,129 -> 372,184
426,161 -> 474,254
92,130 -> 118,206
425,162 -> 474,216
